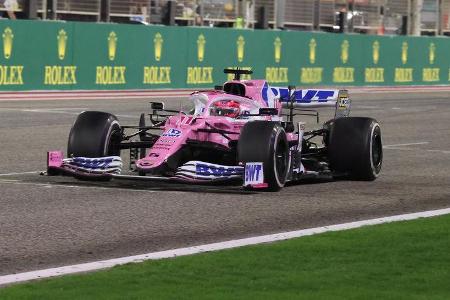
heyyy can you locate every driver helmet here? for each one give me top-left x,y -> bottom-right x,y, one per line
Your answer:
210,100 -> 241,118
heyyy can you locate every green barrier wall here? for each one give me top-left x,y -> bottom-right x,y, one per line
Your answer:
0,19 -> 448,91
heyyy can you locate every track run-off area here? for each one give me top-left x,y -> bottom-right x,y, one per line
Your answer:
0,89 -> 449,279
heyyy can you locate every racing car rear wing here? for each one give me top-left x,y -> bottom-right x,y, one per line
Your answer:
276,88 -> 351,119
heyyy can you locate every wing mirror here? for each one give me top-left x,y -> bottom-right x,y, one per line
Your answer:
259,108 -> 278,116
150,102 -> 165,110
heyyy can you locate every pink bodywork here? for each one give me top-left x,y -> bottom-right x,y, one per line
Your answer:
47,151 -> 64,168
136,79 -> 294,172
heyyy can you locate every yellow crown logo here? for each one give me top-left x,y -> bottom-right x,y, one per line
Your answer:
2,27 -> 14,60
154,33 -> 163,62
57,29 -> 68,60
401,42 -> 408,65
108,31 -> 117,61
197,34 -> 206,62
341,40 -> 349,64
237,35 -> 245,63
372,41 -> 380,64
274,37 -> 282,63
429,42 -> 436,65
309,38 -> 317,64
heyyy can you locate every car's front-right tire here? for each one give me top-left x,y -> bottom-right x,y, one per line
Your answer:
67,111 -> 122,158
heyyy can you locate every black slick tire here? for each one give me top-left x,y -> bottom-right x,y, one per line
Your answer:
328,117 -> 382,180
67,111 -> 122,158
238,121 -> 290,191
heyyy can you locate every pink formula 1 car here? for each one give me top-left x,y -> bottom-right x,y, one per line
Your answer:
47,69 -> 383,191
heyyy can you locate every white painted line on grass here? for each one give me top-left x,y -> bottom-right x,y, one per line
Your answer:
1,207 -> 450,287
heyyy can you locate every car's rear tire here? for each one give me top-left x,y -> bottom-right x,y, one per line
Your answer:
67,111 -> 122,158
328,117 -> 382,180
238,121 -> 290,191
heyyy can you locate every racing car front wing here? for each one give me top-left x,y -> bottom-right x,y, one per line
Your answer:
47,151 -> 266,187
46,151 -> 331,189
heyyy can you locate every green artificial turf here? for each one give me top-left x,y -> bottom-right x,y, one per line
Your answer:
2,214 -> 450,300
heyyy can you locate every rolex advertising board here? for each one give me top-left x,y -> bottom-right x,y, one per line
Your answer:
0,19 -> 450,91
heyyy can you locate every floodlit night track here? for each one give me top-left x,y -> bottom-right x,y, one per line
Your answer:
0,90 -> 449,277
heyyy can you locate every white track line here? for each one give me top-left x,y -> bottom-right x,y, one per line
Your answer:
21,109 -> 137,119
384,142 -> 429,148
355,105 -> 380,109
1,85 -> 450,101
0,171 -> 41,177
1,207 -> 449,287
21,109 -> 80,115
383,142 -> 450,154
383,147 -> 415,151
426,149 -> 450,154
0,179 -> 178,194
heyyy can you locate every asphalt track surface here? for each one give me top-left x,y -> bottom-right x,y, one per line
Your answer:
1,91 -> 449,276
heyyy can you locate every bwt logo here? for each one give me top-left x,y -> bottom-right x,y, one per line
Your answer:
245,164 -> 263,182
292,90 -> 336,102
196,164 -> 243,177
262,86 -> 336,103
73,158 -> 113,169
162,128 -> 182,137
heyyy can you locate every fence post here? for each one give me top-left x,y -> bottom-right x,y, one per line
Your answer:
256,6 -> 269,29
348,0 -> 354,32
275,0 -> 285,29
438,0 -> 443,35
100,0 -> 111,22
23,0 -> 38,19
411,0 -> 423,35
313,0 -> 320,30
47,0 -> 57,20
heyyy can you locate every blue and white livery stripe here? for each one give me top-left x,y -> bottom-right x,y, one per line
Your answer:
290,90 -> 338,102
176,161 -> 243,181
262,83 -> 339,107
62,156 -> 122,174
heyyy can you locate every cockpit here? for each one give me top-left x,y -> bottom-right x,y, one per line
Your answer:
209,100 -> 241,118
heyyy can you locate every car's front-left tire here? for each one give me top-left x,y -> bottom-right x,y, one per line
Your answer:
67,111 -> 122,158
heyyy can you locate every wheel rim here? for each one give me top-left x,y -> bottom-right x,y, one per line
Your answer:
371,130 -> 382,169
107,125 -> 122,156
275,139 -> 288,182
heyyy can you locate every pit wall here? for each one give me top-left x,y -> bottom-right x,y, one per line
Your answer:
0,19 -> 448,91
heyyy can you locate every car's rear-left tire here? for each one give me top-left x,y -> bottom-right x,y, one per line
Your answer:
67,111 -> 122,158
328,117 -> 382,180
238,121 -> 290,191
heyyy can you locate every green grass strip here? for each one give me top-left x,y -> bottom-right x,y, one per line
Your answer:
2,214 -> 450,300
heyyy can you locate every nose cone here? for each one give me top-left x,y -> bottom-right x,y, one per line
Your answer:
136,156 -> 167,174
136,126 -> 191,174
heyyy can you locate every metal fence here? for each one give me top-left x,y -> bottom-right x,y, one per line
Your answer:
35,0 -> 100,16
2,0 -> 450,35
